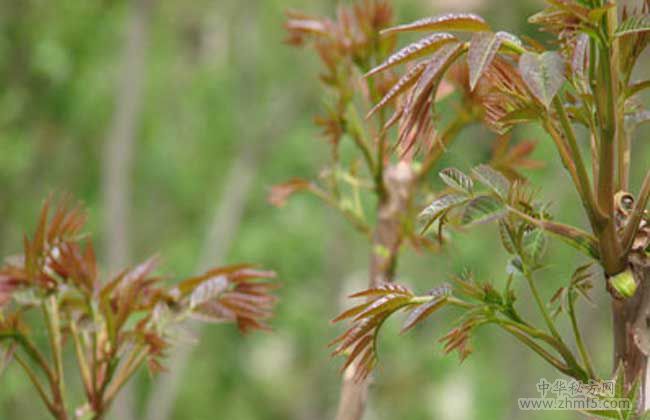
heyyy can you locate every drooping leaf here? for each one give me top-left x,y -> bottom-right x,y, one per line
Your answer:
615,14 -> 650,37
365,33 -> 457,78
439,168 -> 473,194
518,51 -> 566,109
472,164 -> 511,198
399,42 -> 465,130
353,294 -> 413,321
401,296 -> 448,333
468,31 -> 504,91
461,195 -> 506,226
331,301 -> 374,323
367,61 -> 427,119
381,13 -> 490,35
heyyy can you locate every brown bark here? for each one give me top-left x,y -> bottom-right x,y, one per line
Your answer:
612,253 -> 650,414
335,162 -> 416,420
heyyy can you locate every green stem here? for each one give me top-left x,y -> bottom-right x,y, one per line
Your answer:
507,206 -> 600,260
15,353 -> 59,418
309,185 -> 372,236
553,96 -> 603,228
594,18 -> 624,274
70,316 -> 93,402
101,345 -> 147,409
627,79 -> 650,98
42,295 -> 65,402
499,323 -> 574,377
567,294 -> 596,379
522,268 -> 583,372
42,296 -> 67,417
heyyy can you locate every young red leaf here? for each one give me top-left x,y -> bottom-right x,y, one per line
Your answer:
268,178 -> 312,207
401,297 -> 448,334
348,283 -> 413,298
468,32 -> 505,91
365,33 -> 457,78
381,13 -> 490,35
367,61 -> 427,119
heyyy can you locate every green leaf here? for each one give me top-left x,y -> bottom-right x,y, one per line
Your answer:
468,31 -> 503,91
420,193 -> 468,221
461,195 -> 506,226
419,193 -> 468,233
472,164 -> 510,198
498,221 -> 517,254
366,33 -> 457,78
615,14 -> 650,37
518,51 -> 566,109
381,13 -> 490,35
522,228 -> 547,265
439,167 -> 473,194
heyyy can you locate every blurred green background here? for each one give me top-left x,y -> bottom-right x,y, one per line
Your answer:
0,0 -> 648,419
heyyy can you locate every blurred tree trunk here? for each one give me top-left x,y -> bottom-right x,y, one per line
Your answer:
336,162 -> 416,420
103,0 -> 153,419
142,138 -> 264,420
142,2 -> 296,417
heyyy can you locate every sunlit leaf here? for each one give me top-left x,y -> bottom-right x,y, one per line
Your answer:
381,13 -> 490,35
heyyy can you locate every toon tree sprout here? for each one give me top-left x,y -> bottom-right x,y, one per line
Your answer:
280,0 -> 650,419
275,1 -> 540,419
0,198 -> 277,419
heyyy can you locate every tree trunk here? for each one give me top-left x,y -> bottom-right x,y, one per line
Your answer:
103,1 -> 153,419
612,253 -> 650,414
335,162 -> 415,420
